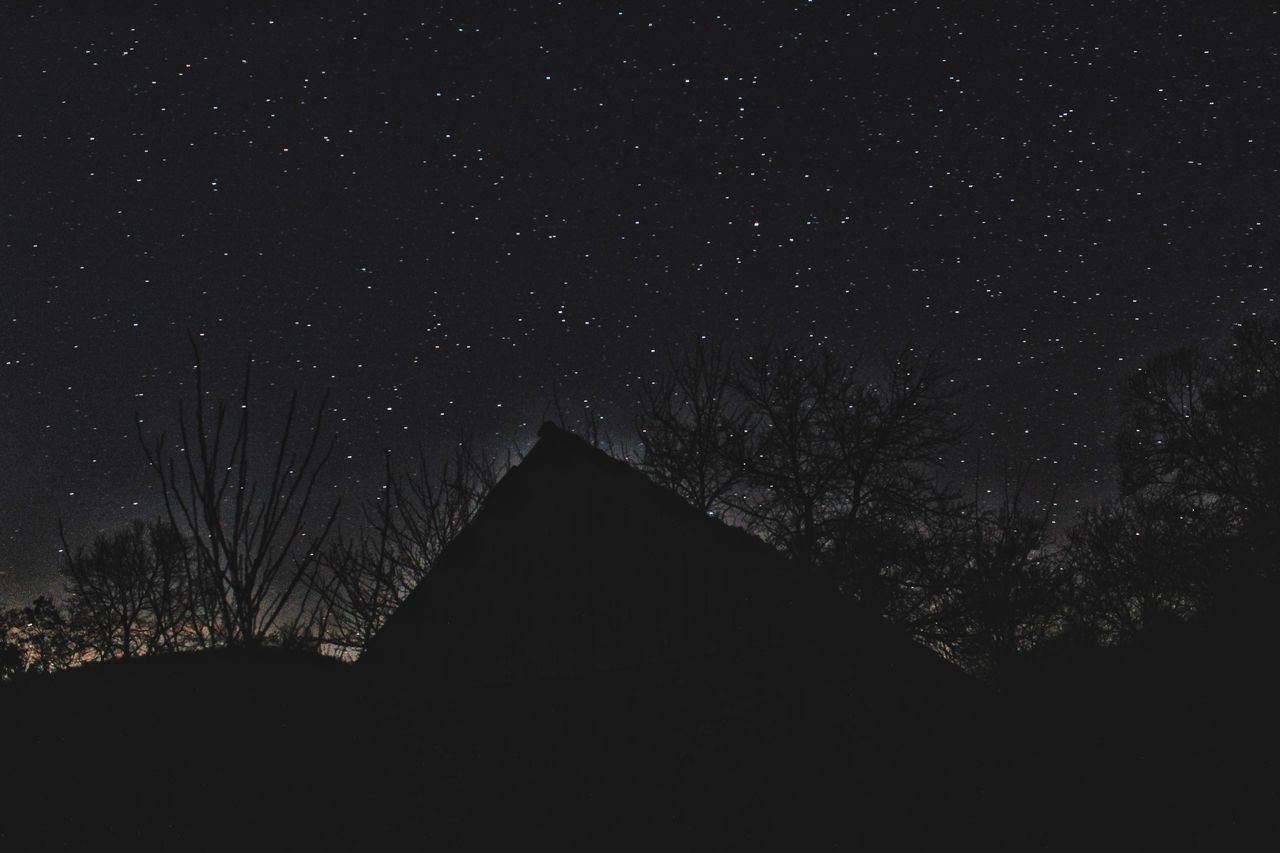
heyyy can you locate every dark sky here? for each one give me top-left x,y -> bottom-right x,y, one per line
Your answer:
2,1 -> 1276,600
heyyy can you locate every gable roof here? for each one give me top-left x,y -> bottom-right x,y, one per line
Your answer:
361,423 -> 971,694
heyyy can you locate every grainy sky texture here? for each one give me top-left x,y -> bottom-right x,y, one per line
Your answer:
2,1 -> 1277,599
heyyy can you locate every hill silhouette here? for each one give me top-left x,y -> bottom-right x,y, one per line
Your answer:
0,647 -> 360,851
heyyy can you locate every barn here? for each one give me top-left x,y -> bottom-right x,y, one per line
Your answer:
359,423 -> 997,848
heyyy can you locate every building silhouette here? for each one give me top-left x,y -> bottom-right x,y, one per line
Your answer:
360,423 -> 994,848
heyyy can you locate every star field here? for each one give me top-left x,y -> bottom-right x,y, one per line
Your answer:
1,1 -> 1277,598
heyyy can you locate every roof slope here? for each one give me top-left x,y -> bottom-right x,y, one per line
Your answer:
362,423 -> 969,694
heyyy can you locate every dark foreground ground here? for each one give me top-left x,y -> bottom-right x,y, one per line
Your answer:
1,602 -> 1277,851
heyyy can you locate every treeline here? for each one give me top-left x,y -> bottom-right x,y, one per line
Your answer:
4,320 -> 1280,683
0,341 -> 504,674
629,326 -> 1280,681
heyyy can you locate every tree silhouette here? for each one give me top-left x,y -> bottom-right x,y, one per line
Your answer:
137,340 -> 340,646
1118,318 -> 1280,595
1060,496 -> 1212,644
731,344 -> 964,609
940,464 -> 1059,680
313,435 -> 503,655
59,518 -> 191,659
0,596 -> 76,675
633,340 -> 971,642
635,340 -> 752,517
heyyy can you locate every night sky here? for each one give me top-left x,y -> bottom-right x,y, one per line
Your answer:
2,1 -> 1276,600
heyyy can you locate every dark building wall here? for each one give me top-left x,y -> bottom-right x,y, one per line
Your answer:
363,424 -> 836,685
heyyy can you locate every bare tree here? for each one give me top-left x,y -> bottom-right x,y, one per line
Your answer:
137,340 -> 340,647
936,464 -> 1060,681
59,518 -> 190,659
730,344 -> 862,573
631,339 -> 968,631
0,596 -> 77,676
1118,343 -> 1222,504
1118,318 -> 1280,589
389,434 -> 504,575
1061,496 -> 1215,644
314,435 -> 504,656
729,344 -> 964,608
635,340 -> 752,517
